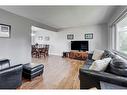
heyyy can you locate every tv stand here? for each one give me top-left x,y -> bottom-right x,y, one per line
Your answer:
69,51 -> 88,60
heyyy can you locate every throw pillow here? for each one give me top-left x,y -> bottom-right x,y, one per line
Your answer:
92,49 -> 104,60
110,55 -> 127,77
89,58 -> 112,71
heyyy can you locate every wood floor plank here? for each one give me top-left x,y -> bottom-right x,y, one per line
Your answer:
18,55 -> 84,89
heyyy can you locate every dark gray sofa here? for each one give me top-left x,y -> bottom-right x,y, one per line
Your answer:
79,50 -> 127,89
0,59 -> 23,89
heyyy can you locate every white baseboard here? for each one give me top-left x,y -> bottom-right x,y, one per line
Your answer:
49,53 -> 62,56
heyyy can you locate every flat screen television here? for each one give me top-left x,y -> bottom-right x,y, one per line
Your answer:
71,41 -> 88,51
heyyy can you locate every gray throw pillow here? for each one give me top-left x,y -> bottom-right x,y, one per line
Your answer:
110,55 -> 127,77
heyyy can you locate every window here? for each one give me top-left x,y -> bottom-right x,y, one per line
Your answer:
115,15 -> 127,55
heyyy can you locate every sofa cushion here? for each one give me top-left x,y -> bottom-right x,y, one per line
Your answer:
101,50 -> 116,59
92,49 -> 104,60
82,58 -> 94,69
110,55 -> 127,77
89,58 -> 111,71
111,55 -> 127,69
86,59 -> 94,65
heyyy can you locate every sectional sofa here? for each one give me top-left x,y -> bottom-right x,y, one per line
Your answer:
80,50 -> 127,89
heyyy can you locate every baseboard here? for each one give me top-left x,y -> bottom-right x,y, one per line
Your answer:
49,53 -> 62,56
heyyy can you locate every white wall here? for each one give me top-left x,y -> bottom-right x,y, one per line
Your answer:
0,8 -> 56,64
0,8 -> 110,62
32,24 -> 108,56
54,24 -> 108,56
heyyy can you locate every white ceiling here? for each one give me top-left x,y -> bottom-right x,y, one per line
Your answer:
0,6 -> 118,29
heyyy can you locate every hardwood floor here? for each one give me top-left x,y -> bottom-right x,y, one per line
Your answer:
18,55 -> 85,89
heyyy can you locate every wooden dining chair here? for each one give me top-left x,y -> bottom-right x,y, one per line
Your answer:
45,45 -> 49,56
38,48 -> 46,57
31,45 -> 40,58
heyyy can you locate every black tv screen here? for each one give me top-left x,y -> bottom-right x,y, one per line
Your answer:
71,41 -> 88,51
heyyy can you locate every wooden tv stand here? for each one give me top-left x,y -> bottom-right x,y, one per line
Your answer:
69,51 -> 88,60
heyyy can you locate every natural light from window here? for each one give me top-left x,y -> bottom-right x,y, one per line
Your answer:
116,16 -> 127,55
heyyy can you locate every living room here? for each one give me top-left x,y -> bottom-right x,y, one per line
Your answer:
0,2 -> 127,94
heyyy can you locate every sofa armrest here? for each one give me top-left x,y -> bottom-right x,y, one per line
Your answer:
79,68 -> 127,88
0,59 -> 10,68
0,64 -> 22,72
79,68 -> 100,89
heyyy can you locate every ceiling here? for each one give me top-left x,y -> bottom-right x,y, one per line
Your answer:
0,6 -> 118,29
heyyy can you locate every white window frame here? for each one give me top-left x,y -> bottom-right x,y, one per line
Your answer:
111,8 -> 127,59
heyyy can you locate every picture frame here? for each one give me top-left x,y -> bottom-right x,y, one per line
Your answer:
0,24 -> 11,38
45,36 -> 50,41
38,36 -> 43,40
85,33 -> 93,39
67,34 -> 74,40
